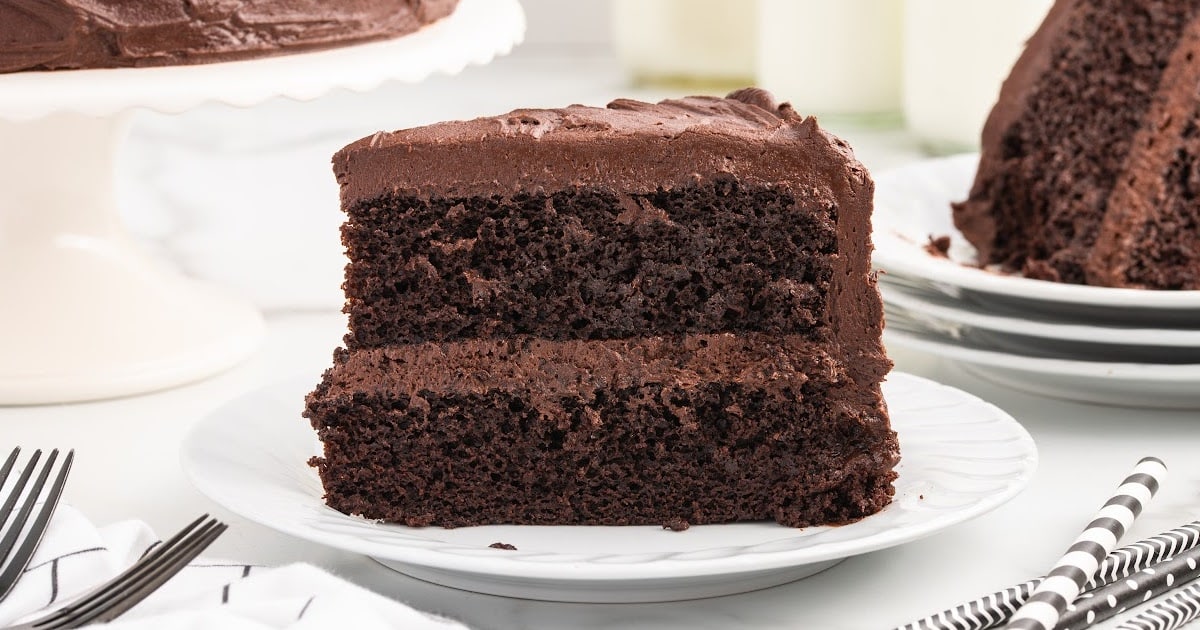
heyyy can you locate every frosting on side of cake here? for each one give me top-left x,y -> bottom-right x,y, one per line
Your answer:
0,0 -> 457,73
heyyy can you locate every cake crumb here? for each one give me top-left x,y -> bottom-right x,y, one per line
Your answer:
662,519 -> 690,532
489,542 -> 517,550
1022,258 -> 1061,282
925,234 -> 952,258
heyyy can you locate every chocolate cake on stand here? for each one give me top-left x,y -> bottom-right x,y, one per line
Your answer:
0,0 -> 524,404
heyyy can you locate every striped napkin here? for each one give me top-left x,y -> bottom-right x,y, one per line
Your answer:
0,504 -> 466,629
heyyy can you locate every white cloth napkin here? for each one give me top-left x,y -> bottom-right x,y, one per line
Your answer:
0,505 -> 467,629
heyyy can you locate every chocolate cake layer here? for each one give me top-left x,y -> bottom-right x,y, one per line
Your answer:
305,334 -> 898,529
0,0 -> 457,73
343,181 -> 838,347
953,0 -> 1200,287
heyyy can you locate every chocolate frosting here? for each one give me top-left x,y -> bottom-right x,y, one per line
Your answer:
319,333 -> 842,405
334,87 -> 869,207
314,332 -> 851,440
0,0 -> 458,73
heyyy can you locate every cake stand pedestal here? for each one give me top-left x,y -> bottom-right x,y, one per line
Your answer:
0,0 -> 524,404
0,113 -> 264,404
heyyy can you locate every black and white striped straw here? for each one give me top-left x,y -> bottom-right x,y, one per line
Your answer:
1116,583 -> 1200,630
1005,457 -> 1168,630
1058,542 -> 1200,629
892,520 -> 1200,630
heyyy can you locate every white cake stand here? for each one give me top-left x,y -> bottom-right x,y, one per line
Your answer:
0,0 -> 525,405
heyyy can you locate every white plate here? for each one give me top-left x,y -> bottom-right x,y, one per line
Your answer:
0,0 -> 525,121
882,285 -> 1200,364
181,372 -> 1036,603
885,328 -> 1200,409
872,154 -> 1200,325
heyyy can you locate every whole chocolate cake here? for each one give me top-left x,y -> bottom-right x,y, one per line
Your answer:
0,0 -> 457,73
305,89 -> 899,529
954,0 -> 1200,289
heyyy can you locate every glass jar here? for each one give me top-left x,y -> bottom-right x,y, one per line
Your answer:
903,0 -> 1053,154
756,0 -> 903,125
611,0 -> 756,90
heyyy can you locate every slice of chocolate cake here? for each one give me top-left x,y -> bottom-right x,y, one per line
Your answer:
953,0 -> 1200,289
306,89 -> 898,529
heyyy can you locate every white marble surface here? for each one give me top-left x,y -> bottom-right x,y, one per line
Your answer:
5,50 -> 1200,629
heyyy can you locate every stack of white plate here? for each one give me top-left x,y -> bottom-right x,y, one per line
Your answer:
872,154 -> 1200,409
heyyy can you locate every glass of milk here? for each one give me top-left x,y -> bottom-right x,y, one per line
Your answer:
611,0 -> 756,90
756,0 -> 904,125
903,0 -> 1053,154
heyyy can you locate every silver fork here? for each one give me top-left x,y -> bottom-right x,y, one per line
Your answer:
0,448 -> 74,604
5,515 -> 227,630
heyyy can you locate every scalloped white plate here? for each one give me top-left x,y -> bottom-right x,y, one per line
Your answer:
882,285 -> 1200,364
872,154 -> 1200,325
0,0 -> 524,121
884,328 -> 1200,409
181,372 -> 1036,603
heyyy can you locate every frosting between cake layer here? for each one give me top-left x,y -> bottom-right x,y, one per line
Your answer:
316,333 -> 845,405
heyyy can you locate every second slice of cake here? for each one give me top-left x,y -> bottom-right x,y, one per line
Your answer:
306,88 -> 898,529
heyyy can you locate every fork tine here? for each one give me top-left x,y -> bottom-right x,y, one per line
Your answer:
0,450 -> 51,564
62,513 -> 208,610
0,450 -> 71,604
0,446 -> 34,601
0,447 -> 26,553
32,516 -> 226,629
27,514 -> 210,628
59,521 -> 227,627
0,448 -> 20,490
0,450 -> 42,561
144,514 -> 212,561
